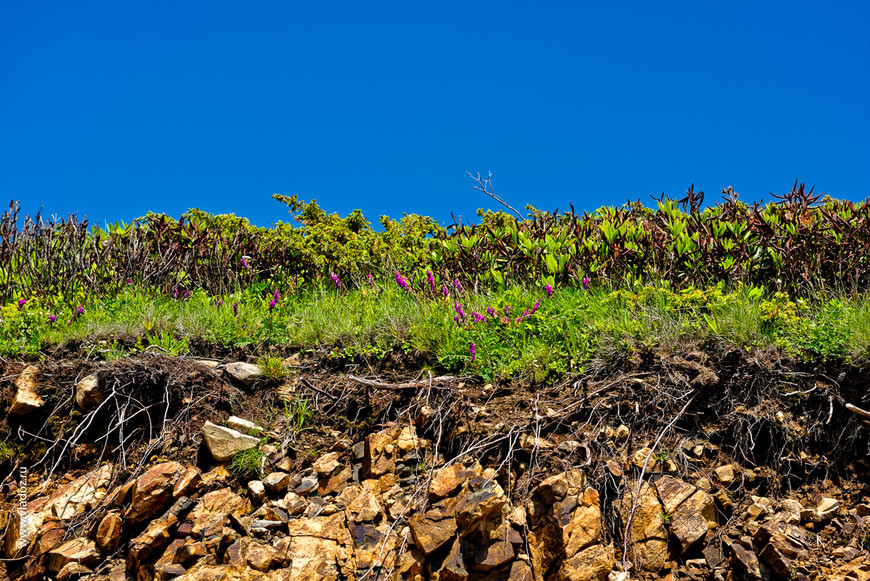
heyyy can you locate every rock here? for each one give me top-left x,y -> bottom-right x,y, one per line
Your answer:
468,535 -> 515,571
560,543 -> 616,581
363,430 -> 396,478
127,496 -> 193,575
754,519 -> 809,578
173,467 -> 202,499
349,522 -> 399,570
396,426 -> 422,456
200,421 -> 261,462
453,479 -> 508,534
10,365 -> 44,414
56,561 -> 93,580
186,488 -> 248,538
438,538 -> 468,581
507,560 -> 533,581
48,538 -> 101,573
96,511 -> 123,552
615,425 -> 630,440
262,471 -> 291,493
714,464 -> 736,485
814,497 -> 840,522
283,513 -> 356,580
728,543 -> 763,580
224,362 -> 263,385
226,415 -> 263,434
619,481 -> 668,571
126,461 -> 187,524
409,509 -> 457,555
653,476 -> 717,554
519,433 -> 554,450
318,464 -> 352,496
75,373 -> 105,410
313,452 -> 342,477
176,540 -> 207,564
345,484 -> 383,523
246,541 -> 278,571
247,480 -> 265,502
430,464 -> 467,500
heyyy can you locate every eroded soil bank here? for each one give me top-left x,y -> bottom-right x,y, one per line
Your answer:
1,346 -> 868,581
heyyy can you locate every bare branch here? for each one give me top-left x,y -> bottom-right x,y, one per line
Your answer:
466,171 -> 524,221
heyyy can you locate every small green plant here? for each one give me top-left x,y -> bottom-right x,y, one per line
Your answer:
284,396 -> 311,432
230,445 -> 265,479
146,329 -> 189,355
257,356 -> 287,381
659,511 -> 672,524
652,449 -> 671,464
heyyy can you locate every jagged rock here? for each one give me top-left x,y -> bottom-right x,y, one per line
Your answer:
753,519 -> 809,578
201,421 -> 261,463
560,543 -> 616,581
346,483 -> 383,523
176,540 -> 207,564
247,480 -> 266,502
714,464 -> 737,485
127,497 -> 193,575
468,535 -> 515,571
246,541 -> 278,571
313,451 -> 342,476
438,537 -> 468,581
224,362 -> 263,385
619,481 -> 668,571
10,365 -> 44,414
396,425 -> 422,457
728,542 -> 764,580
318,464 -> 351,496
56,561 -> 93,580
653,476 -> 717,553
802,497 -> 840,523
226,415 -> 263,434
75,373 -> 105,410
48,538 -> 101,573
263,471 -> 291,493
283,513 -> 356,579
96,511 -> 123,552
454,479 -> 508,534
519,433 -> 554,450
126,461 -> 187,524
430,464 -> 467,500
507,560 -> 533,581
349,521 -> 399,570
174,466 -> 202,499
364,430 -> 396,478
186,488 -> 248,538
409,509 -> 457,555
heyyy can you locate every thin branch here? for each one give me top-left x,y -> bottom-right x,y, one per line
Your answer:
466,171 -> 524,221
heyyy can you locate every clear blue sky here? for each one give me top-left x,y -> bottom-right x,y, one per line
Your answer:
2,1 -> 868,227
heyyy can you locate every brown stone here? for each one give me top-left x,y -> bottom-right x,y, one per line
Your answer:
176,540 -> 207,565
468,536 -> 515,571
262,471 -> 291,493
430,464 -> 467,500
753,520 -> 809,578
56,561 -> 93,581
619,481 -> 667,571
364,430 -> 396,478
313,451 -> 342,476
75,373 -> 104,410
96,511 -> 123,552
728,542 -> 763,580
345,484 -> 383,523
10,365 -> 44,414
653,476 -> 716,554
349,522 -> 399,570
246,541 -> 278,571
409,509 -> 457,555
126,461 -> 187,524
172,467 -> 202,499
438,538 -> 468,581
318,464 -> 352,496
282,513 -> 356,580
186,488 -> 248,538
47,538 -> 101,573
33,521 -> 66,557
560,543 -> 616,581
453,480 -> 508,534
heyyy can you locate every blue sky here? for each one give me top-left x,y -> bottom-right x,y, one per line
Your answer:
2,1 -> 868,228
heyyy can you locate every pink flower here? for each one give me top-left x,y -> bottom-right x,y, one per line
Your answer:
582,276 -> 590,290
470,341 -> 476,363
544,284 -> 553,297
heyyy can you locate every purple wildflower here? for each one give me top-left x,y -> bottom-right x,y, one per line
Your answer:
530,298 -> 541,315
471,311 -> 485,323
454,278 -> 463,294
217,299 -> 224,307
241,257 -> 249,269
426,270 -> 435,293
470,342 -> 477,363
73,305 -> 85,322
394,271 -> 411,293
454,301 -> 465,321
184,290 -> 191,301
48,314 -> 56,326
487,306 -> 495,318
127,278 -> 133,285
544,284 -> 553,297
274,290 -> 280,302
268,300 -> 277,312
582,276 -> 590,290
330,272 -> 342,289
233,302 -> 239,317
367,272 -> 375,286
17,298 -> 26,309
173,287 -> 179,300
442,284 -> 450,298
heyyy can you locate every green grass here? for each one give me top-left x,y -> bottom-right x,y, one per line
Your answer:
3,281 -> 869,377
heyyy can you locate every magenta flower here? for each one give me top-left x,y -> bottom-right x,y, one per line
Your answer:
426,270 -> 435,293
487,306 -> 495,318
184,290 -> 191,301
173,288 -> 179,300
273,290 -> 280,302
367,272 -> 375,286
582,276 -> 590,290
454,278 -> 463,294
442,284 -> 450,298
233,302 -> 239,317
127,278 -> 133,285
544,284 -> 553,297
394,271 -> 411,293
471,311 -> 485,323
241,257 -> 249,269
470,342 -> 477,363
72,305 -> 85,322
217,299 -> 224,307
17,298 -> 26,309
454,301 -> 465,321
330,272 -> 342,289
268,300 -> 277,312
48,314 -> 56,325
